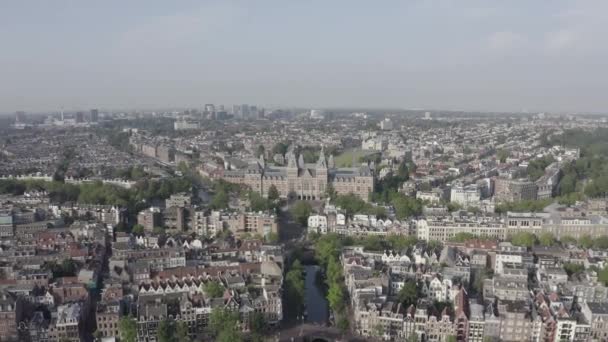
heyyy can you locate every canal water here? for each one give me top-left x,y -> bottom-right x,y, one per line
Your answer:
197,188 -> 211,203
304,265 -> 329,323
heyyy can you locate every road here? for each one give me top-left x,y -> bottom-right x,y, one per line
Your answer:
275,323 -> 369,342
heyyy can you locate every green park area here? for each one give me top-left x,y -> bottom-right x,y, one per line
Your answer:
334,149 -> 378,167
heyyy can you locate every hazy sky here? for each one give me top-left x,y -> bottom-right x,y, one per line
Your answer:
1,0 -> 607,113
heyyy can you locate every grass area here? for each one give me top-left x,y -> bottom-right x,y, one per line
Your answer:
334,149 -> 375,167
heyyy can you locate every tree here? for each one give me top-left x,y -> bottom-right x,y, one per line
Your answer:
157,319 -> 175,342
406,333 -> 420,342
210,189 -> 229,209
326,257 -> 343,285
560,235 -> 577,246
558,192 -> 583,206
176,321 -> 191,342
598,266 -> 608,286
387,235 -> 418,251
248,191 -> 274,211
391,194 -> 423,219
398,280 -> 419,307
204,280 -> 225,298
396,160 -> 409,179
46,258 -> 80,279
209,308 -> 240,336
510,232 -> 537,248
291,201 -> 312,226
334,193 -> 367,217
578,235 -> 594,249
267,184 -> 279,201
250,312 -> 267,334
285,260 -> 305,318
446,202 -> 462,212
255,145 -> 265,158
373,324 -> 384,338
314,234 -> 343,267
119,316 -> 137,342
325,183 -> 337,201
327,282 -> 345,312
271,142 -> 289,156
266,231 -> 279,244
563,263 -> 585,279
472,269 -> 488,295
217,329 -> 243,342
337,315 -> 350,333
527,155 -> 555,181
495,199 -> 553,213
538,232 -> 556,247
558,174 -> 577,195
467,206 -> 481,214
359,235 -> 383,251
593,236 -> 608,249
497,149 -> 509,163
132,224 -> 145,235
450,232 -> 476,243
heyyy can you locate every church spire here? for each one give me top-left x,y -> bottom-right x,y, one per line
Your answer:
287,151 -> 298,168
316,146 -> 327,168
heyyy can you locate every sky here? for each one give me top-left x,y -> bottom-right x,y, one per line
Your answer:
1,0 -> 607,113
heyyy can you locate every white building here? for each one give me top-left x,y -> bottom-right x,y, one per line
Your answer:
308,215 -> 328,234
380,118 -> 393,130
450,184 -> 481,208
362,137 -> 388,151
174,120 -> 200,130
310,109 -> 325,119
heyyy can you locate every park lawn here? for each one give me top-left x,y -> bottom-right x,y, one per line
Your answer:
334,149 -> 375,167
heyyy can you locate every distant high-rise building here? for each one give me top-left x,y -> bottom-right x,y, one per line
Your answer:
90,109 -> 99,122
424,112 -> 432,120
75,111 -> 85,123
204,104 -> 215,113
216,110 -> 228,120
380,118 -> 393,130
310,109 -> 325,120
204,104 -> 216,119
232,105 -> 241,118
241,104 -> 250,119
15,111 -> 26,123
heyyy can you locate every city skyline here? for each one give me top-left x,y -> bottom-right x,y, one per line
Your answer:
1,1 -> 608,113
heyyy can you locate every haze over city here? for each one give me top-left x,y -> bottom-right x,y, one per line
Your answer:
1,0 -> 608,113
5,2 -> 608,342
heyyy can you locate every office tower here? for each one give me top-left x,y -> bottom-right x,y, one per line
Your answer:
232,105 -> 242,119
204,104 -> 215,113
241,104 -> 250,119
90,109 -> 99,122
15,111 -> 26,123
75,111 -> 85,123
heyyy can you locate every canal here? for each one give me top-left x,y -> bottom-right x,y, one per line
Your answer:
304,265 -> 329,324
197,188 -> 211,203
